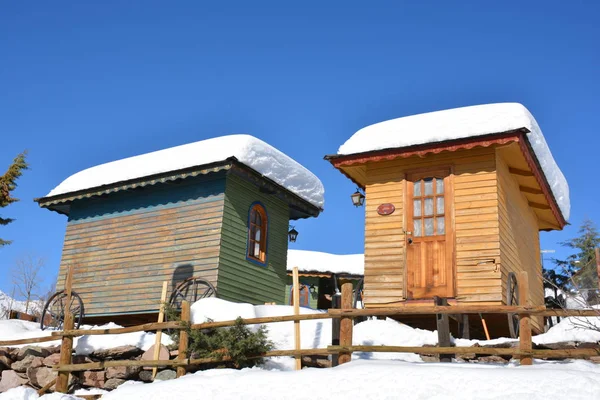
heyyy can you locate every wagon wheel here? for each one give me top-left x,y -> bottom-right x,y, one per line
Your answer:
506,272 -> 519,339
169,277 -> 217,310
40,290 -> 84,331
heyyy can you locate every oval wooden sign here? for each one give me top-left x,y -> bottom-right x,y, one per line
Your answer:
377,203 -> 395,216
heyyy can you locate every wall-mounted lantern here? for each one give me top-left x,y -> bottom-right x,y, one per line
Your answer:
351,188 -> 365,207
288,226 -> 299,242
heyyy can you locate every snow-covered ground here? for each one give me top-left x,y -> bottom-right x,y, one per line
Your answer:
4,359 -> 600,400
1,298 -> 599,399
0,320 -> 172,353
0,291 -> 40,320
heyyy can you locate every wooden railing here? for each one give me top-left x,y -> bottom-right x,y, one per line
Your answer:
1,271 -> 599,395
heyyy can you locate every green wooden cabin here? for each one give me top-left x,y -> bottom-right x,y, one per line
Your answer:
36,135 -> 323,324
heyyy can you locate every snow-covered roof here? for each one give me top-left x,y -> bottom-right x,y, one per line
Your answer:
286,249 -> 364,276
45,134 -> 325,209
338,103 -> 569,220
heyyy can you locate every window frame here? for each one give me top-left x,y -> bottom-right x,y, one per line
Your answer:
246,202 -> 269,266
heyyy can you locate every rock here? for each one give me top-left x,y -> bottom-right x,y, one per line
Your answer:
419,354 -> 439,363
0,370 -> 28,393
316,358 -> 331,368
72,355 -> 93,364
481,341 -> 519,349
44,345 -> 61,355
90,345 -> 143,360
141,345 -> 170,370
42,353 -> 61,367
154,369 -> 176,381
27,366 -> 57,389
537,341 -> 578,350
0,353 -> 12,371
170,350 -> 179,357
106,365 -> 142,380
577,342 -> 600,349
477,355 -> 509,364
104,378 -> 127,390
11,355 -> 44,372
16,346 -> 49,360
138,370 -> 154,382
82,371 -> 106,388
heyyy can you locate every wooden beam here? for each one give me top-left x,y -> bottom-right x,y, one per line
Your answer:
529,201 -> 551,210
519,271 -> 533,366
509,167 -> 534,177
55,312 -> 74,393
338,283 -> 354,365
176,301 -> 190,378
152,281 -> 168,379
519,186 -> 543,195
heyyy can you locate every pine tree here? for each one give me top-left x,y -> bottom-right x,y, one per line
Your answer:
0,151 -> 28,246
553,219 -> 600,302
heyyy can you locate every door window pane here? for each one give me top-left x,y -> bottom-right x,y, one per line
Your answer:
414,181 -> 421,196
437,216 -> 445,235
424,178 -> 433,195
424,198 -> 434,216
436,197 -> 444,215
436,178 -> 444,194
413,219 -> 422,237
414,199 -> 422,217
424,218 -> 434,236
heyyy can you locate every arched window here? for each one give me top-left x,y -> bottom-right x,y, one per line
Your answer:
247,203 -> 268,264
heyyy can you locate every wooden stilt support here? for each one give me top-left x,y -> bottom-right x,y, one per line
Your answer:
331,291 -> 341,367
176,300 -> 190,378
338,282 -> 353,365
435,297 -> 452,362
518,271 -> 533,366
459,314 -> 470,340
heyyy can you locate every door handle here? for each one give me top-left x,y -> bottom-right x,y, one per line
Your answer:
407,238 -> 413,245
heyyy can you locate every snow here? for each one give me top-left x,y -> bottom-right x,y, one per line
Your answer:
0,320 -> 172,354
338,103 -> 570,220
533,316 -> 600,344
83,359 -> 600,400
45,134 -> 325,209
0,387 -> 82,399
0,291 -> 40,320
286,250 -> 364,276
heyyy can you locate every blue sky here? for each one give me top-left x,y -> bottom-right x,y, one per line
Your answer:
1,1 -> 599,296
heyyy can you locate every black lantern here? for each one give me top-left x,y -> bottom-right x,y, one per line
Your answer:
351,188 -> 365,207
288,226 -> 299,242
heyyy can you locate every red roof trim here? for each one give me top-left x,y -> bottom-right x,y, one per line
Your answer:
326,129 -> 566,229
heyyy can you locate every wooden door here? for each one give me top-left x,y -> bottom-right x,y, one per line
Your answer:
406,169 -> 454,299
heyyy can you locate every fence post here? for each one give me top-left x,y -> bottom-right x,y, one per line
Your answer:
518,271 -> 533,366
152,281 -> 169,379
292,267 -> 301,370
338,282 -> 353,365
176,300 -> 190,378
435,297 -> 452,362
55,312 -> 74,393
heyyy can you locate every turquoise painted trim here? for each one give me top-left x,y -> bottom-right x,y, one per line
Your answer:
245,201 -> 269,267
68,173 -> 226,223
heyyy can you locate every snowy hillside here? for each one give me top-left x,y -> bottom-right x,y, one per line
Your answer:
0,290 -> 30,319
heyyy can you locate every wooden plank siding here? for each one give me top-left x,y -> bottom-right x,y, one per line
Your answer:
363,147 -> 503,306
217,173 -> 289,305
56,174 -> 226,316
496,152 -> 544,332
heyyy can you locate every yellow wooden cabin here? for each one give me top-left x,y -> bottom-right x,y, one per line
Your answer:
326,103 -> 569,338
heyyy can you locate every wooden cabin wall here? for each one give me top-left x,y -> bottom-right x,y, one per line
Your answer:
496,153 -> 544,331
57,174 -> 226,317
363,147 -> 501,306
217,173 -> 289,305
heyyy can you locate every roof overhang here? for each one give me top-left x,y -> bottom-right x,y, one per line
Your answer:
36,158 -> 322,220
325,129 -> 566,230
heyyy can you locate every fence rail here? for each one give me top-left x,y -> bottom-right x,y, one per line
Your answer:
1,270 -> 599,396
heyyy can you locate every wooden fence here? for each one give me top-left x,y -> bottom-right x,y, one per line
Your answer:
1,271 -> 599,396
